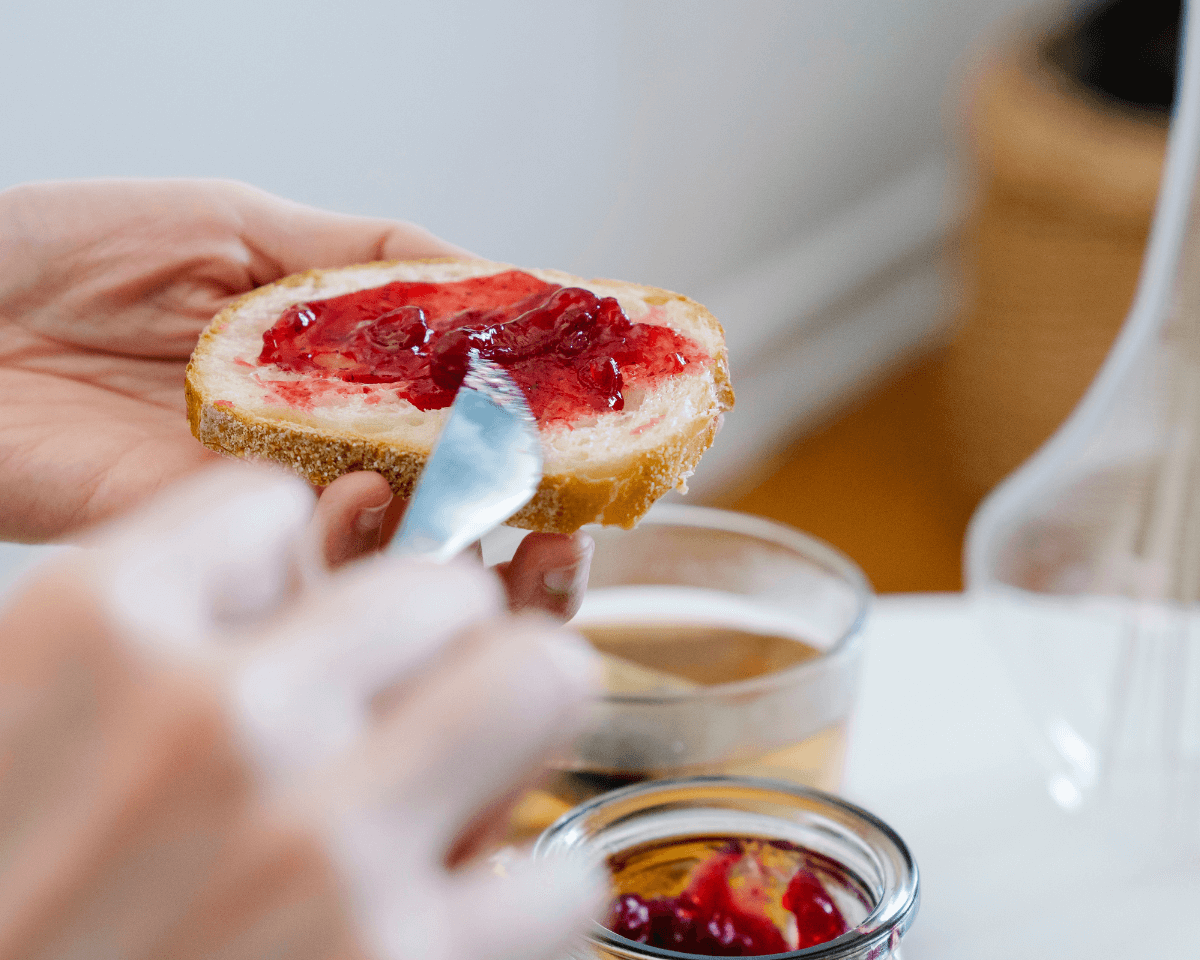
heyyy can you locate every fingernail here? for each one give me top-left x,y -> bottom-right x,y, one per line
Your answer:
542,536 -> 594,595
354,503 -> 389,534
539,632 -> 601,695
542,566 -> 578,595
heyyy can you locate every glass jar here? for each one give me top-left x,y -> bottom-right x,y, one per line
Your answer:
534,776 -> 919,960
490,505 -> 871,840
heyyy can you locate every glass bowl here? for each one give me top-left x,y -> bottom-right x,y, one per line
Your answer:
488,504 -> 871,835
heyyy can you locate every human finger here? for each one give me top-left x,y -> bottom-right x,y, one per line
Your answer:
97,464 -> 317,655
312,465 -> 595,619
146,814 -> 365,960
230,557 -> 504,783
232,183 -> 477,281
4,513 -> 370,960
494,531 -> 594,621
0,567 -> 248,960
311,470 -> 595,621
321,616 -> 600,960
321,615 -> 599,869
311,472 -> 394,569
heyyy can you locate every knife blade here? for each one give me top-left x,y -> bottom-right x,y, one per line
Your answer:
388,357 -> 542,563
387,356 -> 699,696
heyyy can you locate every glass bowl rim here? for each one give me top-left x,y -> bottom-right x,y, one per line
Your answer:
582,504 -> 872,704
533,774 -> 919,960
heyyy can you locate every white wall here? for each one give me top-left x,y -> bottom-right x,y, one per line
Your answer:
1,0 -> 1045,496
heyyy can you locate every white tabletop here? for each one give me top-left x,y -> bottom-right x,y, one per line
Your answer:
845,594 -> 1197,959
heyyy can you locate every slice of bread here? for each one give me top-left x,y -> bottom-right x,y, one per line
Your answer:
185,259 -> 733,533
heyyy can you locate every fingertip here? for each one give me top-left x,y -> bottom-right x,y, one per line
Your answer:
353,502 -> 390,535
378,221 -> 479,261
378,494 -> 408,548
314,472 -> 394,569
536,532 -> 593,621
326,471 -> 393,512
502,532 -> 593,621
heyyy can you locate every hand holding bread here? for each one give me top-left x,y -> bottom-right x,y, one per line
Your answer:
0,176 -> 730,614
0,179 -> 598,617
186,258 -> 733,533
0,178 -> 463,544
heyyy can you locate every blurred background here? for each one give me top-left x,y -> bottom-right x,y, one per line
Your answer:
0,0 -> 1181,592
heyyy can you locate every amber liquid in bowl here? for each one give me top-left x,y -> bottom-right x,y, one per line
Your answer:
586,623 -> 822,684
495,508 -> 867,844
507,619 -> 850,839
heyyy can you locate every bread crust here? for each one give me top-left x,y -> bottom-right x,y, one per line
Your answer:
185,259 -> 733,533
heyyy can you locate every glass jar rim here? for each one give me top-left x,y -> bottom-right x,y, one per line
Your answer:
584,504 -> 873,706
533,775 -> 919,960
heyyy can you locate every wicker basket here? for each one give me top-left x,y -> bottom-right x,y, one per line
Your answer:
935,40 -> 1167,511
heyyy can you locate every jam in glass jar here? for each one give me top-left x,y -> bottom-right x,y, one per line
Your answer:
534,776 -> 919,960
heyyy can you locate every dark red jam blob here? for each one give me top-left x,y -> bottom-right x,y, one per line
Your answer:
606,845 -> 849,956
782,866 -> 851,950
256,270 -> 707,423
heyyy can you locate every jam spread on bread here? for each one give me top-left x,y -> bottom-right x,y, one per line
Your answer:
258,270 -> 707,422
606,840 -> 849,955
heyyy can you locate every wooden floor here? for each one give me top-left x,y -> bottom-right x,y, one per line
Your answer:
720,351 -> 973,595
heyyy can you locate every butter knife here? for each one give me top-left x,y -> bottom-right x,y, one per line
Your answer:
388,357 -> 542,562
389,357 -> 699,695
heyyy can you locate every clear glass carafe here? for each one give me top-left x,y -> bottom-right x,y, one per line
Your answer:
967,3 -> 1200,852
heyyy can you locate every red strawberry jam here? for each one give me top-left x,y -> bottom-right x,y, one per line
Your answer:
257,270 -> 707,423
781,866 -> 851,950
606,841 -> 849,956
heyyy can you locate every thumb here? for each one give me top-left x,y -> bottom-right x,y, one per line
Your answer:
230,182 -> 477,276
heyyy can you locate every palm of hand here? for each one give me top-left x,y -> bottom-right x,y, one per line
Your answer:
0,185 -> 266,541
0,180 -> 464,543
0,349 -> 220,544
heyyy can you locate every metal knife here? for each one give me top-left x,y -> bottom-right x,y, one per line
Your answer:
388,356 -> 542,562
389,355 -> 697,696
